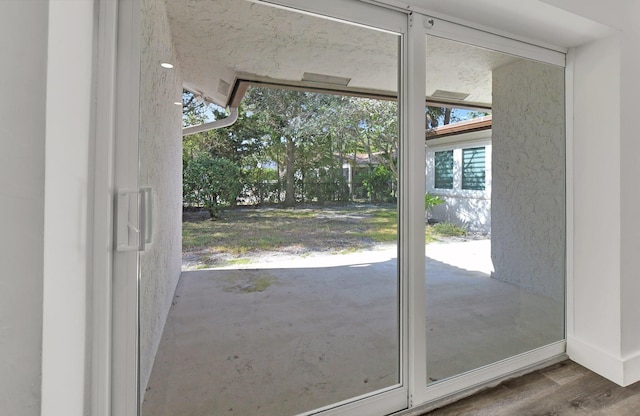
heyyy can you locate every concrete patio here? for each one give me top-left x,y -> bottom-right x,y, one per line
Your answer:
142,240 -> 563,416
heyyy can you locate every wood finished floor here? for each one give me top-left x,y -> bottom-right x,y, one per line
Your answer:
422,360 -> 640,416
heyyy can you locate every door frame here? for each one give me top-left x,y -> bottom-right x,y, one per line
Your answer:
413,13 -> 568,407
107,1 -> 414,415
97,1 -> 570,415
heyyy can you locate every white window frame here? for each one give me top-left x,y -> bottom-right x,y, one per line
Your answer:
426,132 -> 492,200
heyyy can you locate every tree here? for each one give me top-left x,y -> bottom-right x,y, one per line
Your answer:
243,87 -> 335,206
354,98 -> 398,183
182,102 -> 265,167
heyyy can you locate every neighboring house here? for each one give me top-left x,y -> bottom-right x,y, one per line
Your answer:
426,116 -> 492,233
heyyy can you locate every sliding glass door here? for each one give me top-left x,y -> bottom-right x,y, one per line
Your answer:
421,22 -> 566,400
135,1 -> 408,415
111,2 -> 566,415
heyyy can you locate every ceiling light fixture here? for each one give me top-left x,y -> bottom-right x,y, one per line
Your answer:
160,62 -> 174,69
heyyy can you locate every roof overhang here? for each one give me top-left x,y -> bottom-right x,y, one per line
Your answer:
166,0 -> 614,109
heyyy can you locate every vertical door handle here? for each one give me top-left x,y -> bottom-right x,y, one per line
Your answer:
115,188 -> 153,252
139,187 -> 153,251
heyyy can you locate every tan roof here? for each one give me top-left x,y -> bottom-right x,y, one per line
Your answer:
427,115 -> 492,139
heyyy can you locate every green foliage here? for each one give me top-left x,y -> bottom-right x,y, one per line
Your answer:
362,165 -> 394,202
432,222 -> 467,237
424,193 -> 444,213
243,166 -> 279,205
305,168 -> 350,203
183,155 -> 243,216
181,88 -> 475,208
244,87 -> 337,206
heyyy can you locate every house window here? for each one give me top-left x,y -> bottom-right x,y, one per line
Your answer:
434,150 -> 453,189
462,146 -> 486,190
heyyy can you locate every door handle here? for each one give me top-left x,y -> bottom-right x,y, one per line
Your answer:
115,188 -> 153,252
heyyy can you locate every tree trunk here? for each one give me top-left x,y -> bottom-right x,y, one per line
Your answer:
284,137 -> 296,207
444,108 -> 452,125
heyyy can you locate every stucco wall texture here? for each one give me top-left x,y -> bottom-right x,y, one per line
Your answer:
491,59 -> 565,300
139,0 -> 183,398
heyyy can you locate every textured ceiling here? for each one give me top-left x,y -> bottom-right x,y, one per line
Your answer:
164,0 -> 527,108
165,0 -> 398,106
403,0 -> 614,49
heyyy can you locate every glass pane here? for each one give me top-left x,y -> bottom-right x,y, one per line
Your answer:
425,35 -> 565,384
138,1 -> 402,415
434,150 -> 454,189
462,147 -> 485,190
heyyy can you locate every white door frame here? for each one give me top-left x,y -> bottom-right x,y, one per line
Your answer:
412,13 -> 568,407
96,0 -> 143,415
97,1 -> 569,415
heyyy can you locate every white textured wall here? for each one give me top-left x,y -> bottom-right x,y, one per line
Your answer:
139,0 -> 184,398
0,2 -> 48,415
571,34 -> 622,363
431,196 -> 491,234
491,60 -> 565,299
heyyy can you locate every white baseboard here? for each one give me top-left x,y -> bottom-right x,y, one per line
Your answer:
567,336 -> 640,386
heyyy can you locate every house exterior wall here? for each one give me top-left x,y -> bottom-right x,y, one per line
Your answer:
426,132 -> 492,234
139,0 -> 184,397
0,2 -> 48,415
491,59 -> 565,300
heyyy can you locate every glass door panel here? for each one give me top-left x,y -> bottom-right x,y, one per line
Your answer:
424,35 -> 565,384
136,1 -> 406,415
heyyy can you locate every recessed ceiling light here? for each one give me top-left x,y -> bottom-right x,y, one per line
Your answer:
161,62 -> 174,69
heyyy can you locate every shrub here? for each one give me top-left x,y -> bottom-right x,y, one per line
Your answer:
424,193 -> 444,215
183,155 -> 243,216
362,165 -> 394,202
243,167 -> 279,205
306,168 -> 350,203
432,222 -> 467,237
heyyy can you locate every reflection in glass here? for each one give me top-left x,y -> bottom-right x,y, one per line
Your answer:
425,35 -> 565,383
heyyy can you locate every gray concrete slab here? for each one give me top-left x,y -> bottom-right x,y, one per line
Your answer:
142,240 -> 563,416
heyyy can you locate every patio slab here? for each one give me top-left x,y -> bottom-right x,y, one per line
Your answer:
142,240 -> 563,416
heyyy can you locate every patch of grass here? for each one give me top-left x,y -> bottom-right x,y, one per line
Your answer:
183,205 -> 394,255
431,222 -> 467,237
183,204 -> 441,267
222,274 -> 276,293
335,246 -> 360,255
226,258 -> 251,266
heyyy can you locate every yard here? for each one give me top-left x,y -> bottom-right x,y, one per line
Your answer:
182,204 -> 467,269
